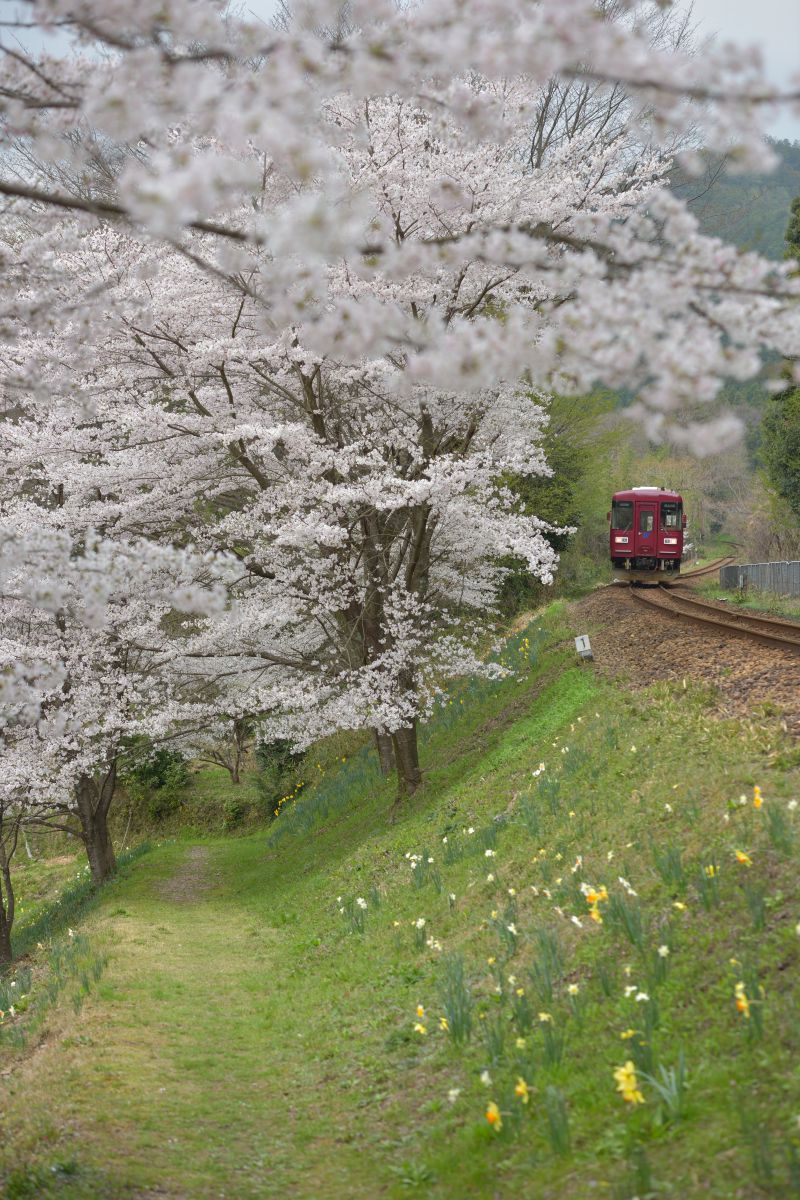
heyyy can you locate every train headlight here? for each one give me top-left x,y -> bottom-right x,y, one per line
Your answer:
663,537 -> 678,546
614,536 -> 629,544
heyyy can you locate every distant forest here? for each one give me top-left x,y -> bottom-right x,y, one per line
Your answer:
667,139 -> 800,458
671,138 -> 800,260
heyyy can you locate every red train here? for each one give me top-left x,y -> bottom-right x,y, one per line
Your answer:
609,487 -> 685,582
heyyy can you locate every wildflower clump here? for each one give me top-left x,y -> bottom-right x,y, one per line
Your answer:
734,981 -> 750,1019
580,882 -> 609,924
614,1060 -> 645,1106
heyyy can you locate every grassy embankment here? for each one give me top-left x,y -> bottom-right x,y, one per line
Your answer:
3,604 -> 800,1198
698,579 -> 800,622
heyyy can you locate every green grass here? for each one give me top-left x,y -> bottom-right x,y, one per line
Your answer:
9,845 -> 153,961
698,580 -> 800,622
3,606 -> 800,1198
6,849 -> 88,938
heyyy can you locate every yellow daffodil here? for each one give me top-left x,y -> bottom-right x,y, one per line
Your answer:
514,1077 -> 530,1104
538,1011 -> 553,1023
754,786 -> 763,809
735,850 -> 752,867
620,1029 -> 637,1040
439,1016 -> 449,1031
613,1060 -> 645,1105
486,1101 -> 502,1131
416,1004 -> 425,1018
414,1022 -> 427,1035
734,981 -> 750,1019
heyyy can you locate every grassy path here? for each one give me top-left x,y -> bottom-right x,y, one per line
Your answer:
3,629 -> 579,1200
2,837 -> 398,1199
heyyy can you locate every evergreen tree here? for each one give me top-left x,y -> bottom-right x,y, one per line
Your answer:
787,195 -> 800,261
762,387 -> 800,523
760,194 -> 800,522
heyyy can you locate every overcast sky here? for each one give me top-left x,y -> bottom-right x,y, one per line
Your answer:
689,0 -> 800,140
242,0 -> 800,141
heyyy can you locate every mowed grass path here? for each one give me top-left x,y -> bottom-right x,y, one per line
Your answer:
3,836 -> 415,1199
4,625 -> 578,1200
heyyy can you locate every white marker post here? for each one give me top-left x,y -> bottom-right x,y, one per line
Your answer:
574,634 -> 593,661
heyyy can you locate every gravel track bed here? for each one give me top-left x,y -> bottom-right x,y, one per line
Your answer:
570,584 -> 800,736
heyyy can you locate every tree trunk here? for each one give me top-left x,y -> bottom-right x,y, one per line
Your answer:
373,730 -> 395,776
0,858 -> 14,966
0,908 -> 11,967
0,816 -> 18,964
392,723 -> 422,797
231,717 -> 249,785
76,773 -> 117,885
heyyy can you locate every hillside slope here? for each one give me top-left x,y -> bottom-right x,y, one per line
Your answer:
2,606 -> 800,1199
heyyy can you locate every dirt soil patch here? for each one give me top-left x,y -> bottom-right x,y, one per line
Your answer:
569,584 -> 800,735
157,845 -> 213,904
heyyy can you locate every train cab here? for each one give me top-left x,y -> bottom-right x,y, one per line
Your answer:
609,487 -> 685,583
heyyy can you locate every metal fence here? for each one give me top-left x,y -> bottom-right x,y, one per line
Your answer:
720,561 -> 800,596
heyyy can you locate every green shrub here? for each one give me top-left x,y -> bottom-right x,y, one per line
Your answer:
223,794 -> 248,829
120,740 -> 189,822
255,738 -> 305,820
254,738 -> 303,776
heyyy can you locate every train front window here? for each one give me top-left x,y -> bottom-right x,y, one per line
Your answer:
660,501 -> 682,530
639,509 -> 655,533
612,500 -> 633,530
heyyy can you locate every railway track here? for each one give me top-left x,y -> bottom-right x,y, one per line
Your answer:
630,582 -> 800,653
679,555 -> 736,580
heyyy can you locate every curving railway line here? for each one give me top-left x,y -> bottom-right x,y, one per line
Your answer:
678,555 -> 736,581
629,576 -> 800,653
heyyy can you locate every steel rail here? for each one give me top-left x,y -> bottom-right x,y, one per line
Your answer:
666,585 -> 800,632
678,556 -> 736,581
629,583 -> 800,653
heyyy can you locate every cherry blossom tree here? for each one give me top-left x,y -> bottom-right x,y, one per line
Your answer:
189,718 -> 254,787
0,499 -> 231,881
5,86 -> 665,791
1,0 -> 800,800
